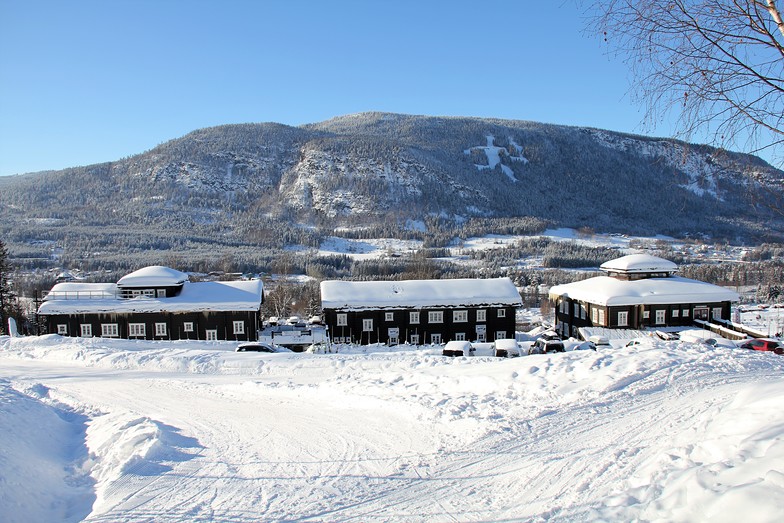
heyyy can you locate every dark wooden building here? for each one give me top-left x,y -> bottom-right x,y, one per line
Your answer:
320,277 -> 522,345
548,254 -> 739,339
38,266 -> 264,342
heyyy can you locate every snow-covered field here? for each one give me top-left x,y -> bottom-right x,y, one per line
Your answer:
2,334 -> 783,522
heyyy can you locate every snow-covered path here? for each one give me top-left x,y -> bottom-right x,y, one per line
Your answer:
1,335 -> 783,522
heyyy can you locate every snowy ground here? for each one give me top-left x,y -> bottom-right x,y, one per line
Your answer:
2,334 -> 783,522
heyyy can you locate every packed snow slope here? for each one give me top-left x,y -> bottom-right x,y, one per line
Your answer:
1,335 -> 783,522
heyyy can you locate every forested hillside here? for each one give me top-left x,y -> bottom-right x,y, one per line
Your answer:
1,112 -> 783,274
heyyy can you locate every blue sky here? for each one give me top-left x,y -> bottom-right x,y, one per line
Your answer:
0,0 -> 653,176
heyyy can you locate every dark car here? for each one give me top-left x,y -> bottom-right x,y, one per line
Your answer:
236,342 -> 279,353
740,339 -> 784,355
529,333 -> 565,354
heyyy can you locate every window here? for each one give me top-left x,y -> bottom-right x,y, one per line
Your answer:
455,333 -> 466,341
712,307 -> 723,320
655,310 -> 666,325
430,333 -> 442,344
385,312 -> 394,322
476,332 -> 486,342
101,323 -> 118,337
206,329 -> 218,341
410,311 -> 420,324
495,331 -> 506,340
591,307 -> 598,324
57,324 -> 68,335
497,308 -> 506,318
410,334 -> 420,344
156,289 -> 166,298
428,311 -> 443,323
672,309 -> 679,318
580,305 -> 586,320
476,309 -> 486,322
128,323 -> 146,337
643,310 -> 650,319
155,322 -> 167,336
80,324 -> 92,337
183,322 -> 194,332
336,313 -> 347,326
362,319 -> 373,332
617,311 -> 628,327
233,321 -> 245,334
598,309 -> 606,326
143,289 -> 155,297
682,309 -> 690,317
560,301 -> 566,313
453,310 -> 468,323
574,303 -> 580,317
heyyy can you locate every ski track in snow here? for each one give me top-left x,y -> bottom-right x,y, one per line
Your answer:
1,335 -> 784,522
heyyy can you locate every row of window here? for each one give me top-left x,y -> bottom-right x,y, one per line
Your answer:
584,306 -> 722,327
57,321 -> 246,338
336,308 -> 506,327
332,330 -> 507,345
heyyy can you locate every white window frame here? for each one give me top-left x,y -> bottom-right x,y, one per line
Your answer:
591,307 -> 598,324
143,289 -> 155,298
617,311 -> 628,327
497,308 -> 506,318
682,309 -> 690,317
655,310 -> 666,325
495,331 -> 506,340
336,313 -> 347,326
183,322 -> 194,332
476,332 -> 486,342
233,321 -> 245,335
155,322 -> 167,336
712,307 -> 723,320
410,311 -> 420,324
128,323 -> 146,337
672,309 -> 679,318
80,324 -> 91,337
455,332 -> 466,341
453,310 -> 468,323
428,311 -> 443,324
362,319 -> 373,332
410,334 -> 420,345
385,312 -> 394,322
156,289 -> 166,298
476,309 -> 486,322
598,309 -> 606,326
57,324 -> 68,335
430,333 -> 442,344
580,305 -> 586,320
101,323 -> 119,337
643,310 -> 650,319
206,329 -> 218,341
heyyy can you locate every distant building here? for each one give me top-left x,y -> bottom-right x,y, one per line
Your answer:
548,254 -> 739,338
320,277 -> 522,345
38,266 -> 264,341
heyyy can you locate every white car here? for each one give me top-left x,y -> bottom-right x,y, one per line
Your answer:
493,338 -> 521,358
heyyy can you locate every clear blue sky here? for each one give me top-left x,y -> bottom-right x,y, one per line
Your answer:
0,0 -> 654,176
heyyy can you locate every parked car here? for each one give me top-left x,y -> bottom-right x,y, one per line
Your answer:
588,335 -> 612,348
442,340 -> 474,357
493,338 -> 521,358
739,338 -> 784,355
572,340 -> 597,351
529,332 -> 565,354
236,342 -> 281,353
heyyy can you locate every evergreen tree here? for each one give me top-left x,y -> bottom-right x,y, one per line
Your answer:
0,239 -> 15,335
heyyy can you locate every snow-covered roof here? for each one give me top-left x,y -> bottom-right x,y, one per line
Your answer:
549,275 -> 738,307
117,266 -> 190,288
39,280 -> 263,314
600,254 -> 677,274
321,278 -> 522,310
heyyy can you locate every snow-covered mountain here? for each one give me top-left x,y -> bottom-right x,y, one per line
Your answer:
1,112 -> 783,265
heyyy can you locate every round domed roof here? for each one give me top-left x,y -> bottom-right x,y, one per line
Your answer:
600,254 -> 677,274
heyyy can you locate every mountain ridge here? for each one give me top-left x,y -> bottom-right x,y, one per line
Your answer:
1,112 -> 783,269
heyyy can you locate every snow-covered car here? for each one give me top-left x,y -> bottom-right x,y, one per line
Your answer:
572,340 -> 597,351
236,342 -> 280,353
442,340 -> 474,357
740,338 -> 784,355
528,333 -> 565,354
588,335 -> 612,348
493,338 -> 520,358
